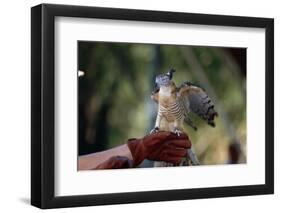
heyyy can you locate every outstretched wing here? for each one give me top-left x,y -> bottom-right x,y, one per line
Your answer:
178,81 -> 218,127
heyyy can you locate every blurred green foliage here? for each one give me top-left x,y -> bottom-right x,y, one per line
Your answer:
78,41 -> 246,166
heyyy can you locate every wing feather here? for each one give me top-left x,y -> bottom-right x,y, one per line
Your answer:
151,87 -> 159,103
178,82 -> 218,127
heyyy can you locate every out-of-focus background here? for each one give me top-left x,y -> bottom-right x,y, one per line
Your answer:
78,41 -> 246,166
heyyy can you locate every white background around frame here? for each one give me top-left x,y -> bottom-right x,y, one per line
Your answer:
55,17 -> 265,196
0,0 -> 280,212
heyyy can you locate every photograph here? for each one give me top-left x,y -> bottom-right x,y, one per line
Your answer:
77,41 -> 247,170
30,3 -> 274,209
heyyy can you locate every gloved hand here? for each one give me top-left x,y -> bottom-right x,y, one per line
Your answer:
127,131 -> 191,167
95,156 -> 133,169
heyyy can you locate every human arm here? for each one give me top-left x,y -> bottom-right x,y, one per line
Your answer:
78,131 -> 191,170
78,144 -> 133,170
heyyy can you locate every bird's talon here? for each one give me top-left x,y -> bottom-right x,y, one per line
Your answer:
174,129 -> 182,137
150,127 -> 159,134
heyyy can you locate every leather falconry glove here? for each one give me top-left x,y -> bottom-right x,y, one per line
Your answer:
127,131 -> 191,167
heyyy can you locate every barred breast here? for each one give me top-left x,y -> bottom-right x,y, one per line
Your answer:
158,98 -> 185,123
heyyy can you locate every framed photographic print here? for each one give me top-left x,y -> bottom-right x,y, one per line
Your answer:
31,3 -> 274,209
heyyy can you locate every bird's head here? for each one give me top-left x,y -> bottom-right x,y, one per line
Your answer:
155,68 -> 176,87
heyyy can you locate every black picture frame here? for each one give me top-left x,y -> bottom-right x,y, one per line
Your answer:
31,3 -> 274,209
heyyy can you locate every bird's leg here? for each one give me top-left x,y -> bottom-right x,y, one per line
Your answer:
150,112 -> 163,134
173,118 -> 184,136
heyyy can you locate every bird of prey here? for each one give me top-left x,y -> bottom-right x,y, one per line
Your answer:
150,68 -> 218,166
